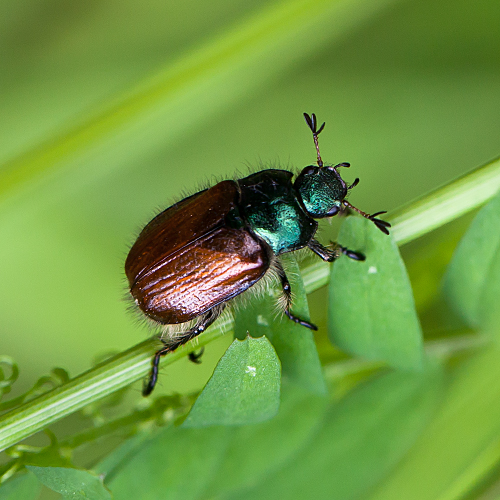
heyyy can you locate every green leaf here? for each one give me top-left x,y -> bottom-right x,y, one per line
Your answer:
105,387 -> 326,500
182,336 -> 281,427
93,431 -> 154,480
202,387 -> 328,497
106,426 -> 229,500
234,255 -> 327,394
0,473 -> 40,500
27,466 -> 111,500
226,363 -> 443,500
105,366 -> 442,500
329,217 -> 424,370
443,191 -> 500,332
0,0 -> 399,199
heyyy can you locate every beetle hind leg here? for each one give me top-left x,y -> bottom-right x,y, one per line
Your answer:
274,260 -> 317,331
143,305 -> 225,396
188,348 -> 205,364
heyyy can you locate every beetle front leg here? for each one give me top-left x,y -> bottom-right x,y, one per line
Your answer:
308,238 -> 365,262
143,305 -> 225,396
274,259 -> 317,331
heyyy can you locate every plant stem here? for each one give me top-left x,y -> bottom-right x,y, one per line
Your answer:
0,319 -> 231,453
389,155 -> 500,245
0,156 -> 499,453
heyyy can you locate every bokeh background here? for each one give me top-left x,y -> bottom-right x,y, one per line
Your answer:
1,0 -> 499,399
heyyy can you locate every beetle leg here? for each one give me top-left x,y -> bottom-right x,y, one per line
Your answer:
308,238 -> 365,262
274,259 -> 318,331
143,305 -> 225,396
348,177 -> 359,190
188,348 -> 205,364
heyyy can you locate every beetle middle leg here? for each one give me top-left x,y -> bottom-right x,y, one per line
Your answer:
274,259 -> 318,331
308,238 -> 365,262
143,304 -> 225,396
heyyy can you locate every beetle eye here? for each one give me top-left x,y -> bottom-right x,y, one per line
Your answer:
301,165 -> 319,176
326,205 -> 340,216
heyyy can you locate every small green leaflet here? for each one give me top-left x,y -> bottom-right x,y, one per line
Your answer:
182,336 -> 280,427
329,217 -> 424,370
443,190 -> 500,333
27,466 -> 112,500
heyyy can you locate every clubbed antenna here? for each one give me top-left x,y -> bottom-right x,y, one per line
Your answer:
342,201 -> 391,235
303,112 -> 325,168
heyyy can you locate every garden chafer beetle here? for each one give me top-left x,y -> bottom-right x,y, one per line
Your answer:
125,113 -> 390,395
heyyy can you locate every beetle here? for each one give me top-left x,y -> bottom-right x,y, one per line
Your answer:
125,113 -> 390,395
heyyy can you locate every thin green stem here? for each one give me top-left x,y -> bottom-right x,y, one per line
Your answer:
0,156 -> 499,453
0,318 -> 231,453
389,156 -> 500,245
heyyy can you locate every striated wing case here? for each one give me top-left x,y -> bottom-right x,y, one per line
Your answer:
125,180 -> 270,324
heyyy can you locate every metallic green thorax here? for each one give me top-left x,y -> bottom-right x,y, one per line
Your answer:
294,165 -> 347,218
238,170 -> 317,255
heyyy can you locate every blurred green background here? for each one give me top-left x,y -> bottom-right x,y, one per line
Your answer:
0,0 -> 499,401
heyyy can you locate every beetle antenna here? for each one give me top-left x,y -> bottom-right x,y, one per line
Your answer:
303,112 -> 325,168
342,200 -> 391,235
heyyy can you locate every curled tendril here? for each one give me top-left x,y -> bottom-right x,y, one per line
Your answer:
0,356 -> 19,401
0,367 -> 70,413
1,429 -> 72,484
29,368 -> 71,397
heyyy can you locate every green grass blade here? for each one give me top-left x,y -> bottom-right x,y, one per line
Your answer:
0,0 -> 399,201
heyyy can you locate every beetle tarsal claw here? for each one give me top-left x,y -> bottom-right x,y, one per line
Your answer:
367,211 -> 391,235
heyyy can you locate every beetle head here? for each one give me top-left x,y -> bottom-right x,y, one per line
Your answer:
300,113 -> 391,234
294,164 -> 348,218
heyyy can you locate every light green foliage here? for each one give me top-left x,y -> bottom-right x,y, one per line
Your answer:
329,217 -> 424,369
368,348 -> 500,500
183,336 -> 281,427
105,428 -> 229,500
444,191 -> 500,333
1,0 -> 500,499
0,473 -> 40,500
232,365 -> 444,500
99,367 -> 441,500
103,388 -> 327,499
27,467 -> 111,500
